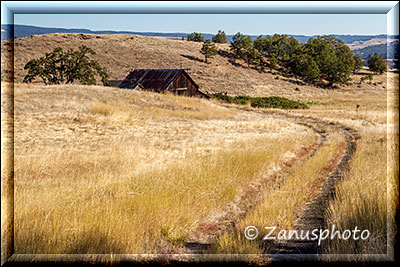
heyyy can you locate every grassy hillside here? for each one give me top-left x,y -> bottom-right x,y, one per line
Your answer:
0,33 -> 388,97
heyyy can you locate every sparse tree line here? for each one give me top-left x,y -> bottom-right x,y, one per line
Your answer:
186,30 -> 227,44
188,30 -> 388,88
23,31 -> 388,88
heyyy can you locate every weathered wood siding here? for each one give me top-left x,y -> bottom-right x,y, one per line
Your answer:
168,72 -> 199,96
119,69 -> 208,98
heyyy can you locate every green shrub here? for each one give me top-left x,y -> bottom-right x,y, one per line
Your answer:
211,93 -> 308,109
234,95 -> 252,105
212,93 -> 234,103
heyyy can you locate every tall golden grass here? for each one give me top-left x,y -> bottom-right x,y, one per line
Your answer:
88,91 -> 232,121
318,74 -> 398,261
11,83 -> 317,255
289,78 -> 397,261
320,131 -> 389,259
5,70 -> 397,262
211,132 -> 343,258
14,136 -> 309,254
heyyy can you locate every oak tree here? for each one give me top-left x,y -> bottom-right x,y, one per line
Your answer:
23,46 -> 109,85
368,55 -> 387,74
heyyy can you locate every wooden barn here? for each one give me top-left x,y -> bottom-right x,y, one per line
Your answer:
119,69 -> 208,98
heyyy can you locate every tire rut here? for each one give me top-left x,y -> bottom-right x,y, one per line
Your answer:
182,119 -> 327,253
168,107 -> 358,261
268,116 -> 358,261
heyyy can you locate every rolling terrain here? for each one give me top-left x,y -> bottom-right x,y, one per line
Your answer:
1,32 -> 398,264
1,24 -> 394,44
0,33 -> 390,97
3,24 -> 398,69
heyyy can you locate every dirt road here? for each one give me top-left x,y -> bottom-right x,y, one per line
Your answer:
174,107 -> 359,262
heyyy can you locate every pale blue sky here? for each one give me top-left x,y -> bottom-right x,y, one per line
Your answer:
14,14 -> 389,36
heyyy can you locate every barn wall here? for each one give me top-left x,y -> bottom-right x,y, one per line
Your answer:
168,73 -> 199,96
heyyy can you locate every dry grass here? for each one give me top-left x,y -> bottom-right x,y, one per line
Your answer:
1,33 -> 388,97
14,126 -> 310,254
1,65 -> 397,262
286,72 -> 398,261
10,83 -> 316,254
320,130 -> 388,258
14,83 -> 231,121
346,37 -> 396,50
89,92 -> 232,121
89,102 -> 113,116
211,132 -> 344,258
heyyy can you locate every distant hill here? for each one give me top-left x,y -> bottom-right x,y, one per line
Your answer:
2,24 -> 397,45
353,40 -> 399,69
1,24 -> 193,42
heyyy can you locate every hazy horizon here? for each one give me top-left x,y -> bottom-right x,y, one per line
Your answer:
13,13 -> 390,36
4,22 -> 393,37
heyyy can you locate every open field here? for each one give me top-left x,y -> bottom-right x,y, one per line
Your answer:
2,71 -> 396,262
6,83 -> 318,255
1,33 -> 398,264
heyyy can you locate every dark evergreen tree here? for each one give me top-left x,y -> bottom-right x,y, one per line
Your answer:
200,39 -> 217,63
243,46 -> 261,68
186,32 -> 204,42
212,30 -> 227,43
230,32 -> 253,58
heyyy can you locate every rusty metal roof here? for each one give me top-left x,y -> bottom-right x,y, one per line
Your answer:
119,69 -> 198,91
